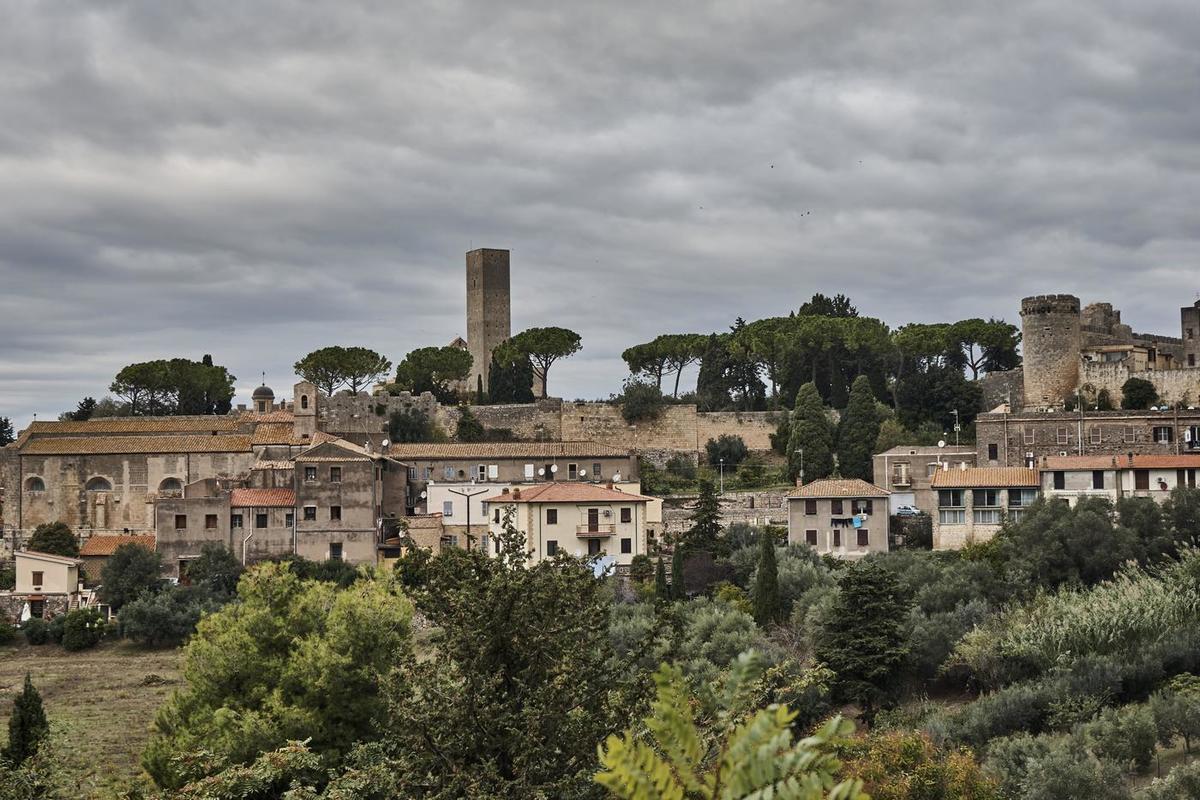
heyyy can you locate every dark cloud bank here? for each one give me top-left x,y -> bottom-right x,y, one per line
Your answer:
2,0 -> 1198,425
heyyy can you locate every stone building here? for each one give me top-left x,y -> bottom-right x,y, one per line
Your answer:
975,407 -> 1200,467
465,247 -> 511,393
873,445 -> 977,515
0,550 -> 83,621
930,467 -> 1038,550
785,478 -> 890,559
998,294 -> 1198,412
78,533 -> 156,586
483,482 -> 654,565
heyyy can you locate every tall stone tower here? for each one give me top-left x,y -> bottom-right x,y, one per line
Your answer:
466,248 -> 511,393
1020,294 -> 1082,410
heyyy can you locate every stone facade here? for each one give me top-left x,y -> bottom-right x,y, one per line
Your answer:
873,445 -> 978,515
466,248 -> 511,392
1021,294 -> 1082,410
660,489 -> 791,541
975,408 -> 1200,467
1183,300 -> 1200,369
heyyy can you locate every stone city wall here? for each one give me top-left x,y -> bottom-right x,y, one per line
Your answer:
660,489 -> 791,541
1080,363 -> 1200,407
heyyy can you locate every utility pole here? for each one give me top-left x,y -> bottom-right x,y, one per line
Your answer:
448,486 -> 491,551
718,458 -> 725,494
794,448 -> 804,485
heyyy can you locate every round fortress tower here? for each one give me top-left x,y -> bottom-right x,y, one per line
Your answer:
1021,294 -> 1082,409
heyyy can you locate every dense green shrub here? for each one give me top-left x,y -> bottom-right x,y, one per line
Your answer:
619,377 -> 666,423
22,618 -> 49,645
0,620 -> 16,645
1084,704 -> 1158,774
47,613 -> 66,644
60,608 -> 104,651
99,542 -> 163,611
1138,760 -> 1200,800
985,733 -> 1129,800
120,586 -> 222,648
704,433 -> 748,467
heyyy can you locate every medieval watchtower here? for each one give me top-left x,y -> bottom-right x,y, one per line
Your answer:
466,248 -> 512,393
1021,294 -> 1082,410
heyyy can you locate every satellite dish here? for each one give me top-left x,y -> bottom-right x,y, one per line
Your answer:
381,438 -> 390,448
419,491 -> 427,499
937,440 -> 946,449
579,469 -> 587,477
550,464 -> 559,473
613,473 -> 621,482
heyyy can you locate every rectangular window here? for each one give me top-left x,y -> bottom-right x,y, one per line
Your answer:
972,489 -> 999,507
1154,426 -> 1174,444
1023,426 -> 1035,445
927,461 -> 940,477
423,466 -> 432,480
255,513 -> 268,529
330,467 -> 341,483
493,508 -> 500,523
937,489 -> 964,508
620,538 -> 632,554
568,463 -> 578,479
205,514 -> 218,529
973,509 -> 1001,524
477,465 -> 487,481
1125,426 -> 1137,444
1057,427 -> 1070,445
1191,354 -> 1196,367
1053,471 -> 1065,490
831,499 -> 844,515
330,506 -> 341,521
804,499 -> 817,515
547,508 -> 558,524
587,539 -> 601,556
988,443 -> 998,461
408,466 -> 418,480
938,509 -> 966,524
329,543 -> 343,561
805,530 -> 817,546
856,529 -> 869,547
31,571 -> 43,586
620,507 -> 632,523
442,500 -> 453,517
304,466 -> 317,481
1092,470 -> 1105,490
546,540 -> 558,556
231,514 -> 244,528
303,506 -> 317,521
488,464 -> 499,479
1008,488 -> 1036,507
524,463 -> 535,479
592,463 -> 602,479
285,512 -> 294,527
832,530 -> 841,547
174,514 -> 187,529
1135,470 -> 1150,491
444,467 -> 455,480
852,499 -> 874,515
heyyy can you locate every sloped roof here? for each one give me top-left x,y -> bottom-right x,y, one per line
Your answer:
788,478 -> 889,498
20,417 -> 242,436
79,535 -> 156,557
15,550 -> 83,566
485,482 -> 651,504
251,460 -> 294,471
931,468 -> 1039,488
1040,454 -> 1200,471
250,422 -> 299,445
386,441 -> 631,459
20,434 -> 253,455
230,488 -> 296,507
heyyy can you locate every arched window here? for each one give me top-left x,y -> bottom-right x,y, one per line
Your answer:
158,477 -> 183,494
85,476 -> 112,492
24,476 -> 45,492
301,395 -> 309,410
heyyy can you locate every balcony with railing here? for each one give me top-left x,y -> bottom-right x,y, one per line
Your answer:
576,524 -> 616,537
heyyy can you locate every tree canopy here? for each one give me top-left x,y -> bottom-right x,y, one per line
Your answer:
27,522 -> 78,557
487,341 -> 536,404
392,346 -> 472,403
507,326 -> 582,399
109,356 -> 235,416
294,346 -> 392,396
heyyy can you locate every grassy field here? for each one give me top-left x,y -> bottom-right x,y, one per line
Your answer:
0,640 -> 182,796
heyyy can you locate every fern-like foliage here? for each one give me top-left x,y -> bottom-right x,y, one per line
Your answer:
596,651 -> 867,800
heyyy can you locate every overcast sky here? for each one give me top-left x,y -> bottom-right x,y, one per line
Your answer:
3,1 -> 1199,428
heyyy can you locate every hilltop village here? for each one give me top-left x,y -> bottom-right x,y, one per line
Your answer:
5,250 -> 1200,799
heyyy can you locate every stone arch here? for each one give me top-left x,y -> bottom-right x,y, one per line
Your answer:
24,476 -> 45,492
158,477 -> 183,494
85,476 -> 113,492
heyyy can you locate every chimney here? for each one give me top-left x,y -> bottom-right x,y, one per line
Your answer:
606,480 -> 614,490
513,488 -> 521,500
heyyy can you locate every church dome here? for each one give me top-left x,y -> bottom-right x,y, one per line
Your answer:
252,384 -> 275,400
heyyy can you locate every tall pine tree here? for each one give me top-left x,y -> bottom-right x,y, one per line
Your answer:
681,479 -> 723,555
695,334 -> 734,411
816,560 -> 909,721
751,532 -> 781,627
654,557 -> 669,601
4,673 -> 49,765
787,383 -> 834,484
670,546 -> 686,600
837,375 -> 881,482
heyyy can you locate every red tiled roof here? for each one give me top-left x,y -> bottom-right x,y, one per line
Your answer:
1040,454 -> 1200,471
229,488 -> 296,507
484,482 -> 651,504
788,478 -> 889,498
79,535 -> 156,557
931,468 -> 1039,488
20,434 -> 253,455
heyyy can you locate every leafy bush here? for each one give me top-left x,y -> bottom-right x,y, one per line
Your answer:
27,521 -> 78,557
983,733 -> 1130,800
704,434 -> 748,467
388,407 -> 434,443
664,454 -> 697,481
99,542 -> 163,611
619,377 -> 666,423
47,614 -> 66,644
674,597 -> 761,688
1084,703 -> 1158,774
120,586 -> 223,648
0,560 -> 14,590
22,618 -> 49,645
60,608 -> 105,651
0,620 -> 16,645
1138,759 -> 1200,800
184,543 -> 244,596
838,730 -> 1000,800
1121,377 -> 1159,410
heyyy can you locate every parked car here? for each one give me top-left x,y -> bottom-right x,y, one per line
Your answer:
894,505 -> 923,517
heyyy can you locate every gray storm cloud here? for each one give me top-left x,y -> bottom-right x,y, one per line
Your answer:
2,0 -> 1198,425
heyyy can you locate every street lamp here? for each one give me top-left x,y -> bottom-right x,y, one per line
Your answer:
794,448 -> 804,485
448,486 -> 491,551
718,458 -> 725,493
951,409 -> 961,447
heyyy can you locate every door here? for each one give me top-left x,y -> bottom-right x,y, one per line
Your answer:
587,508 -> 599,533
587,539 -> 601,556
1135,469 -> 1150,491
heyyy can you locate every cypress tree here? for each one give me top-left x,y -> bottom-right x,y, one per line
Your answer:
751,531 -> 781,627
654,557 -> 669,601
4,673 -> 49,765
837,375 -> 881,482
681,480 -> 723,555
670,546 -> 686,600
787,383 -> 834,484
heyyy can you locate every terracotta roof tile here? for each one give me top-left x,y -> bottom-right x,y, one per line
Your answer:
787,478 -> 889,498
1040,454 -> 1200,471
21,434 -> 253,455
930,467 -> 1039,488
79,535 -> 156,557
230,488 -> 296,507
386,441 -> 631,459
242,410 -> 295,423
251,423 -> 297,445
22,417 -> 242,436
484,482 -> 651,504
